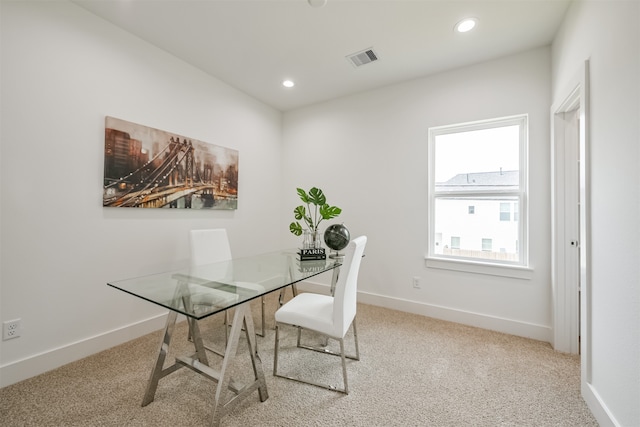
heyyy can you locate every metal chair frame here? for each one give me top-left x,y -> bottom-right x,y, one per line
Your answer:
273,317 -> 359,394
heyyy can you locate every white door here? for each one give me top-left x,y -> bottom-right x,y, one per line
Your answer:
552,105 -> 581,354
565,107 -> 581,352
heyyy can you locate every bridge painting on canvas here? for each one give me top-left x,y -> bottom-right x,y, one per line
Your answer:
102,116 -> 238,209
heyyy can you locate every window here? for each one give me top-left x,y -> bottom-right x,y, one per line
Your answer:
500,202 -> 511,221
428,115 -> 528,267
451,236 -> 460,249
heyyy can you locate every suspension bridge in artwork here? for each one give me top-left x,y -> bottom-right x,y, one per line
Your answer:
103,137 -> 236,208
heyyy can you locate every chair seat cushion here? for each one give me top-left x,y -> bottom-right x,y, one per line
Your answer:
233,281 -> 265,292
275,293 -> 335,337
189,285 -> 240,307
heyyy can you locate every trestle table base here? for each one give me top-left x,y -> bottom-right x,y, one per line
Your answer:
142,302 -> 268,427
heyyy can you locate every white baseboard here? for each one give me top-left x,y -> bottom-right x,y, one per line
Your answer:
299,281 -> 552,342
0,313 -> 168,388
582,381 -> 619,427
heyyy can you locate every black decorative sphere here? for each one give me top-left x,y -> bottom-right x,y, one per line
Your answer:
324,224 -> 350,251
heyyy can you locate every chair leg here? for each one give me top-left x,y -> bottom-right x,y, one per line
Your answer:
352,316 -> 360,361
273,322 -> 354,394
224,310 -> 230,347
339,338 -> 349,394
273,324 -> 280,376
258,296 -> 265,337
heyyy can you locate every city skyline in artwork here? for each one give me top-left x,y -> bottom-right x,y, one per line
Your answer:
103,116 -> 238,209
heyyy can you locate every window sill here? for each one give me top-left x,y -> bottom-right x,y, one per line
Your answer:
425,256 -> 533,280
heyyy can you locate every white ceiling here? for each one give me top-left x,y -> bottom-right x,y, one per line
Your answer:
72,0 -> 571,112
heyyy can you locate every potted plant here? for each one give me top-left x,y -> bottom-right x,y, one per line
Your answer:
289,187 -> 341,248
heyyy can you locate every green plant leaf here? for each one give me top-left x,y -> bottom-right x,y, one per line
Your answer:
289,222 -> 303,236
308,187 -> 326,206
296,188 -> 309,203
320,204 -> 341,220
293,205 -> 306,220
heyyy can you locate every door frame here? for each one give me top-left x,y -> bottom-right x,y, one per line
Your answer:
550,60 -> 590,360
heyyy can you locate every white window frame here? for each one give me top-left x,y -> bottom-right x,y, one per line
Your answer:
426,115 -> 531,279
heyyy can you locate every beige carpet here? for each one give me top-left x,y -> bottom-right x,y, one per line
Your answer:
0,294 -> 598,426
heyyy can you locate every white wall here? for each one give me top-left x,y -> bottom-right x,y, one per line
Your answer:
551,1 -> 640,426
4,7 -> 636,426
0,1 -> 283,386
282,47 -> 553,341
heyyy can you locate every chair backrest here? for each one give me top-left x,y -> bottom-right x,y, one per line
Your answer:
189,228 -> 233,267
332,236 -> 367,338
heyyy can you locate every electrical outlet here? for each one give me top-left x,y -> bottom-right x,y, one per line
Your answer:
3,319 -> 21,340
412,276 -> 421,289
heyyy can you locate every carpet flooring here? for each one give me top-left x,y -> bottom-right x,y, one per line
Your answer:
0,294 -> 598,426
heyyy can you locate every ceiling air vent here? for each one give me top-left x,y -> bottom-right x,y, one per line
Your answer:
346,48 -> 379,68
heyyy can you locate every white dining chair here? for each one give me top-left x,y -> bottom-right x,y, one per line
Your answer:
189,229 -> 266,345
273,235 -> 367,394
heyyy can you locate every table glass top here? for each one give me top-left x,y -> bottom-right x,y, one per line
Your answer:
107,249 -> 342,319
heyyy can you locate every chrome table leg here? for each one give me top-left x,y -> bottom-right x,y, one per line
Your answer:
142,310 -> 179,406
210,302 -> 268,426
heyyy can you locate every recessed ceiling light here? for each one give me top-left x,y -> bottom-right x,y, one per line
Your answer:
455,18 -> 477,33
282,80 -> 295,88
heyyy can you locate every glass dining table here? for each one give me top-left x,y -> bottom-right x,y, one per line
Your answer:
107,249 -> 342,426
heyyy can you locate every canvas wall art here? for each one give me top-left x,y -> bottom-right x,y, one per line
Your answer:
103,117 -> 238,209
